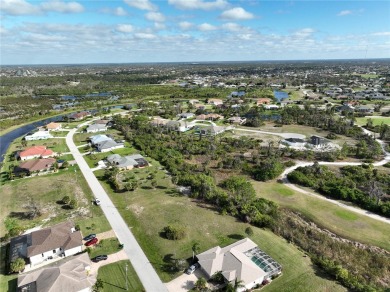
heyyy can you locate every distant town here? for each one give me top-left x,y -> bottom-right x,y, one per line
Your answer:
0,59 -> 389,292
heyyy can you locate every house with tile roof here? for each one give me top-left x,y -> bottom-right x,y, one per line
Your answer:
256,98 -> 272,106
197,238 -> 281,292
16,158 -> 57,175
17,253 -> 95,292
45,122 -> 62,131
9,221 -> 83,267
18,146 -> 56,161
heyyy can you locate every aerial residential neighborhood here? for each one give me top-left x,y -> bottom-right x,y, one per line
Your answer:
1,1 -> 390,290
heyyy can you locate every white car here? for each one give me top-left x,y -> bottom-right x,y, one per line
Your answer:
94,198 -> 101,205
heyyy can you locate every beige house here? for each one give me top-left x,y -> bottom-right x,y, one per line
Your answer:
197,238 -> 281,291
46,122 -> 62,131
17,253 -> 96,292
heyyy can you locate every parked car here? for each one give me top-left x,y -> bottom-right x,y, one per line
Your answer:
92,255 -> 108,262
94,198 -> 101,206
186,263 -> 200,275
83,234 -> 96,241
85,237 -> 98,246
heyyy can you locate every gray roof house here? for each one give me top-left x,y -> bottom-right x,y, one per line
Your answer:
9,221 -> 83,268
17,253 -> 96,292
310,135 -> 330,148
90,134 -> 111,145
200,125 -> 226,136
96,139 -> 124,152
197,238 -> 281,292
107,154 -> 148,169
86,124 -> 107,133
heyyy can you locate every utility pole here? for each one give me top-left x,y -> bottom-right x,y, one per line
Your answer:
125,263 -> 128,291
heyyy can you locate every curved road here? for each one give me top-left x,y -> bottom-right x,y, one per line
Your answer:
235,125 -> 390,224
280,127 -> 390,224
66,120 -> 167,292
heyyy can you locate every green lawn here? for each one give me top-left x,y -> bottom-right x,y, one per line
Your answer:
97,260 -> 144,292
252,181 -> 390,250
88,237 -> 122,258
355,116 -> 390,126
94,160 -> 345,290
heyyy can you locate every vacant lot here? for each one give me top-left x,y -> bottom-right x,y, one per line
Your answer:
252,181 -> 390,250
355,116 -> 390,126
97,260 -> 144,292
0,166 -> 111,237
94,162 -> 345,290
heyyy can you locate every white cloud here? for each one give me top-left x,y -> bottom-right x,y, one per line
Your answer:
100,6 -> 128,16
145,12 -> 165,22
337,10 -> 352,16
154,22 -> 166,30
168,0 -> 227,10
220,7 -> 254,20
124,0 -> 157,11
40,1 -> 84,13
117,24 -> 134,33
1,0 -> 41,15
293,28 -> 315,38
372,32 -> 390,36
1,0 -> 84,15
222,22 -> 242,32
134,32 -> 157,39
198,23 -> 217,31
179,21 -> 194,30
115,7 -> 128,16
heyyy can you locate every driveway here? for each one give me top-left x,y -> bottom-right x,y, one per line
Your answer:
90,249 -> 128,274
165,269 -> 207,292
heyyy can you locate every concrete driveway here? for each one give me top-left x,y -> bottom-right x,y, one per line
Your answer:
165,269 -> 207,292
90,249 -> 128,274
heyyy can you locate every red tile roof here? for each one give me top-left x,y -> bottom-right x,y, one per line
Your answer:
19,146 -> 54,159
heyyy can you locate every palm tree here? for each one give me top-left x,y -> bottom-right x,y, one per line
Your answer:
194,277 -> 207,291
225,278 -> 245,292
192,242 -> 200,260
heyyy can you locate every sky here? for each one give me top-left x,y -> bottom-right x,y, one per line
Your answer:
1,0 -> 389,65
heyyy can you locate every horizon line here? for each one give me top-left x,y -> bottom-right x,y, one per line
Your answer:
2,57 -> 390,67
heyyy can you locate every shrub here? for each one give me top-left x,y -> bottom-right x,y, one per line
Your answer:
69,199 -> 78,209
245,226 -> 254,237
163,225 -> 186,240
62,195 -> 71,204
10,258 -> 25,273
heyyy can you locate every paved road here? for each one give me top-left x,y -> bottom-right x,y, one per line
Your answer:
280,127 -> 390,224
234,127 -> 306,139
66,122 -> 167,292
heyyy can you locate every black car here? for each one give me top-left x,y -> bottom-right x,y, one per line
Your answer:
92,255 -> 108,262
83,234 -> 96,241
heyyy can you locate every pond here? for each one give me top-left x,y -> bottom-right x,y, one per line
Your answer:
274,90 -> 289,102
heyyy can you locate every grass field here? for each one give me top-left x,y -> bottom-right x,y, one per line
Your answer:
0,166 -> 111,237
88,237 -> 122,258
252,181 -> 390,250
97,260 -> 144,292
355,116 -> 390,126
94,162 -> 345,290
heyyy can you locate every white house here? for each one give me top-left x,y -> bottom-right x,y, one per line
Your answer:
25,131 -> 53,141
197,238 -> 281,292
264,104 -> 279,110
9,221 -> 83,268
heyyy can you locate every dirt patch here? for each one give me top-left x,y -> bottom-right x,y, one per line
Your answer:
128,204 -> 144,216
